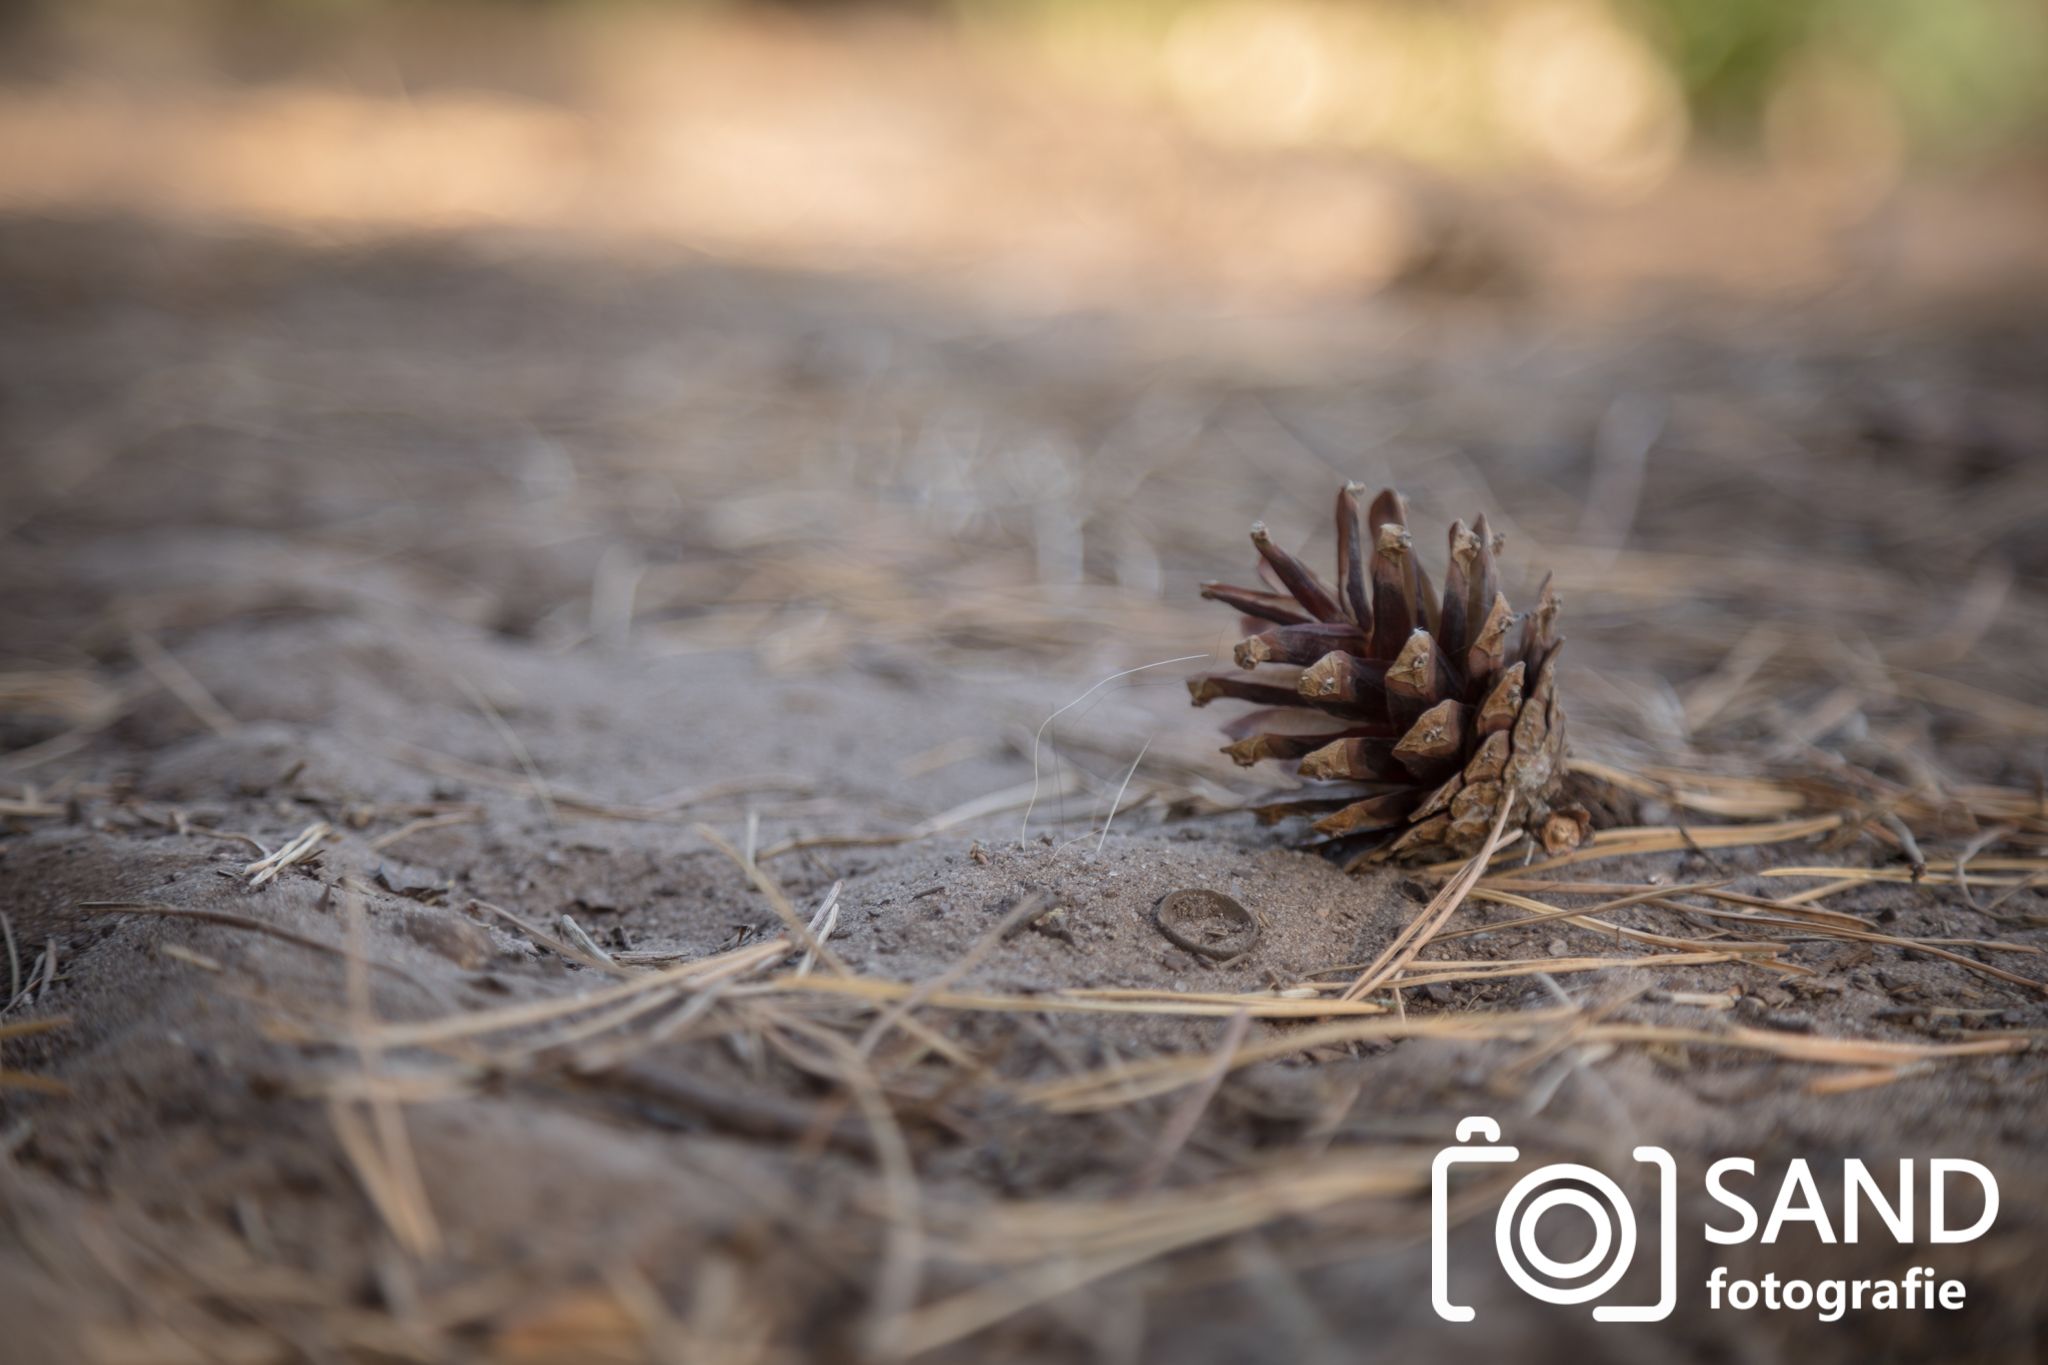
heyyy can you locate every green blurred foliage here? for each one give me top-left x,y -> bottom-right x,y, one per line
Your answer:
1624,0 -> 2048,146
1619,0 -> 1819,132
976,0 -> 2048,150
12,0 -> 2046,150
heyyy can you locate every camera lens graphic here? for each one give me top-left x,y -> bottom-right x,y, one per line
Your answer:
1493,1163 -> 1637,1305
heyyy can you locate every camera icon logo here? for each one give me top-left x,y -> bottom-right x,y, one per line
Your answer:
1432,1117 -> 1676,1323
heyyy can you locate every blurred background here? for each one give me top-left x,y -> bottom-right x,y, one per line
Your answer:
2,0 -> 2044,760
1,0 -> 2045,305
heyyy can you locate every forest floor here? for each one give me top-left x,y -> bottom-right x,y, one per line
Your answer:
2,17 -> 2048,1364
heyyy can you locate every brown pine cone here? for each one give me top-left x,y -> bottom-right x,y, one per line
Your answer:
1189,484 -> 1589,863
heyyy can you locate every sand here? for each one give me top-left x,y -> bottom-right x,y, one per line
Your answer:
1,214 -> 2045,1363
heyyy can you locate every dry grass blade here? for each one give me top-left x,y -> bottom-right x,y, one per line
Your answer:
0,1068 -> 68,1095
445,667 -> 557,826
559,914 -> 620,972
887,1153 -> 1431,1356
0,668 -> 122,729
1131,1009 -> 1250,1194
0,1015 -> 70,1042
1462,887 -> 1804,969
857,893 -> 1051,1058
1573,756 -> 2048,839
1342,795 -> 1515,1000
469,898 -> 638,979
1095,735 -> 1154,856
392,741 -> 811,821
1014,1008 -> 2032,1114
1470,878 -> 1873,929
0,793 -> 64,819
1642,897 -> 2048,995
351,937 -> 793,1049
77,900 -> 434,992
242,821 -> 330,887
0,1013 -> 70,1095
1895,671 -> 2048,739
1566,759 -> 1804,819
695,823 -> 852,976
757,772 -> 1087,863
1806,1063 -> 1935,1096
128,629 -> 239,737
748,974 -> 1388,1019
1437,880 -> 1728,940
1021,653 -> 1210,846
365,810 -> 480,852
1355,949 -> 1766,990
1761,862 -> 2048,886
796,881 -> 844,977
331,886 -> 440,1259
1431,813 -> 1852,877
780,1022 -> 927,1361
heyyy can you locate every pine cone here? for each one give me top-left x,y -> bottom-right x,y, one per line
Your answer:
1189,484 -> 1589,863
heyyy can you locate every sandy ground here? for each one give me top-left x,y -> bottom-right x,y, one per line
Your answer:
1,199 -> 2046,1365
